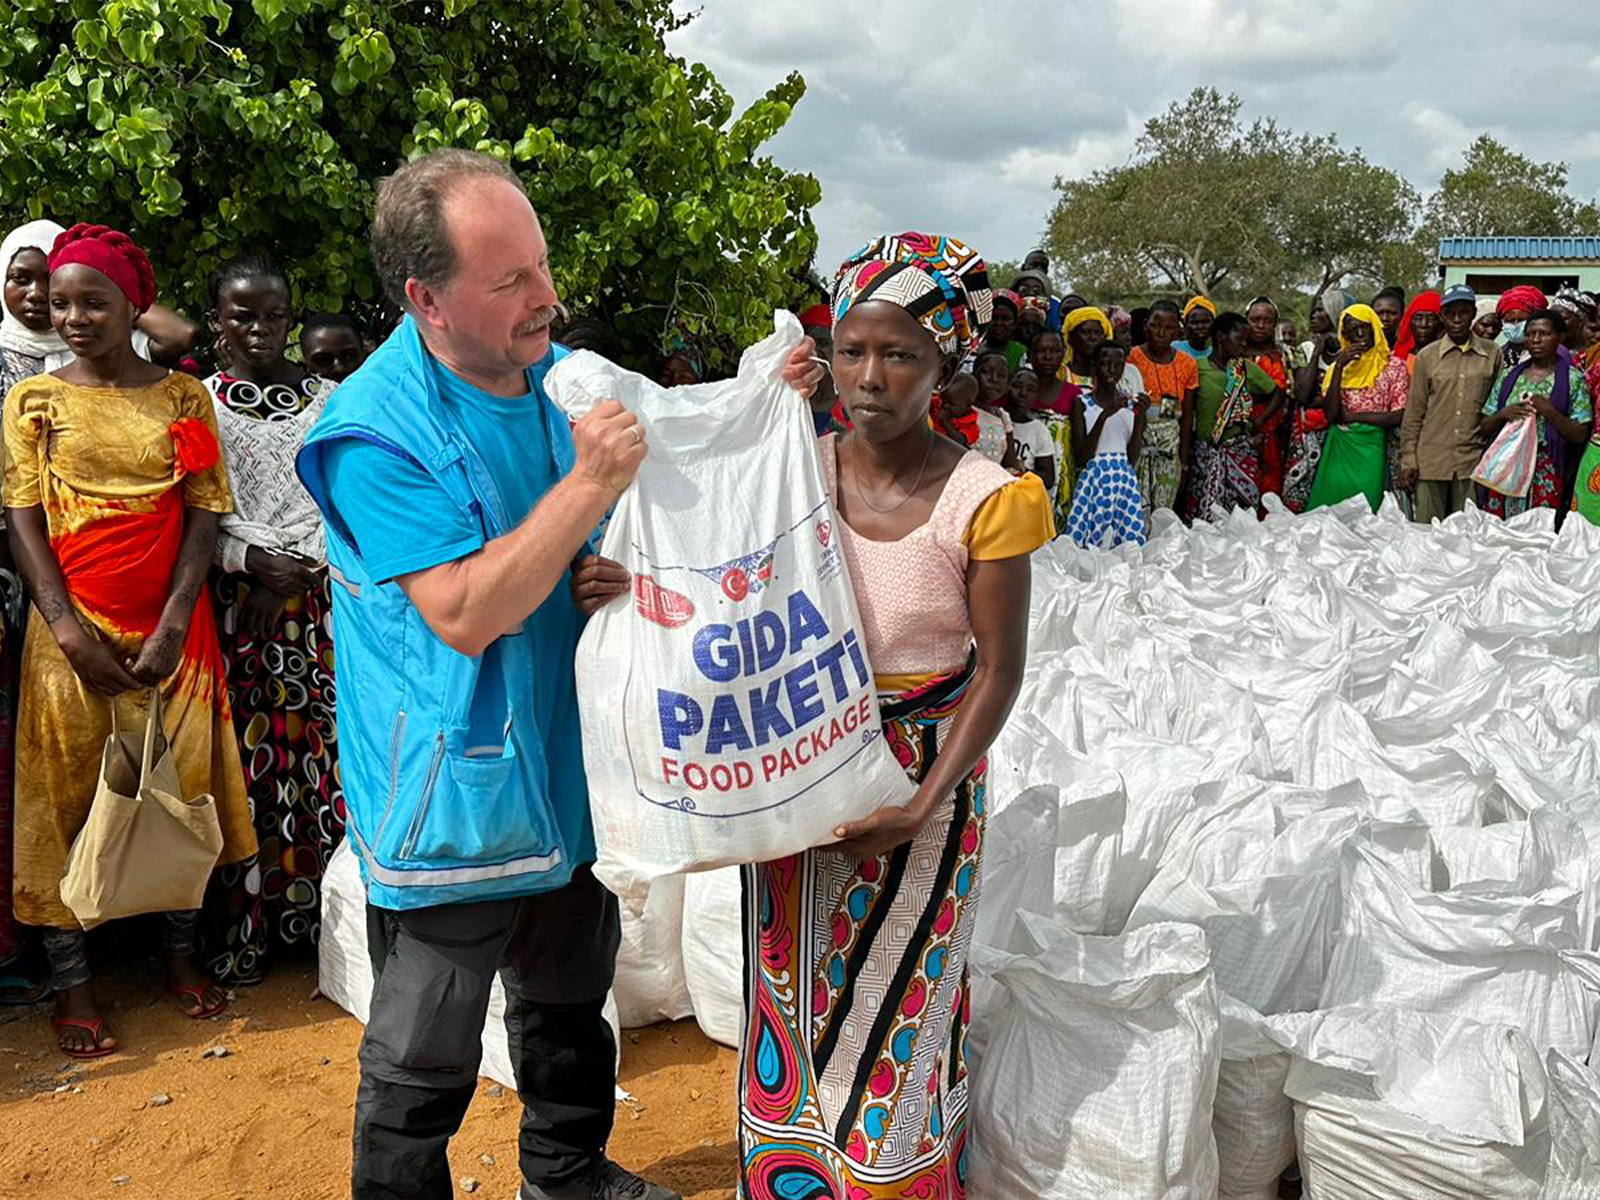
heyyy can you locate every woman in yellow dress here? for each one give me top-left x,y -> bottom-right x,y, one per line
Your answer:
4,224 -> 254,1058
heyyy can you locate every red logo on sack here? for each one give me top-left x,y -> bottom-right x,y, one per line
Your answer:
635,575 -> 694,628
721,566 -> 750,602
815,520 -> 832,547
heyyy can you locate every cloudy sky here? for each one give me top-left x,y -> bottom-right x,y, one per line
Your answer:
667,0 -> 1600,277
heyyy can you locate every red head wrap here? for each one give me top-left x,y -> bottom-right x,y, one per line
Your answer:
1496,285 -> 1547,319
1392,289 -> 1441,360
47,223 -> 157,314
797,302 -> 832,330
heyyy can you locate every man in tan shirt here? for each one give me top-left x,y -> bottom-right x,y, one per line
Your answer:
1397,284 -> 1501,523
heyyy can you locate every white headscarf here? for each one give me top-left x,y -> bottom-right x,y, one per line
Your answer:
0,219 -> 66,360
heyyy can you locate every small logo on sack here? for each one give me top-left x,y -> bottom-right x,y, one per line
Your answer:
815,520 -> 832,547
635,575 -> 695,628
721,566 -> 750,602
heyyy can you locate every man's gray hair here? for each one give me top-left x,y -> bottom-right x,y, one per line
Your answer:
370,148 -> 522,309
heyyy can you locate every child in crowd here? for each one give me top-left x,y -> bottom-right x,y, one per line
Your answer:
1006,367 -> 1057,495
1067,340 -> 1148,549
298,312 -> 368,383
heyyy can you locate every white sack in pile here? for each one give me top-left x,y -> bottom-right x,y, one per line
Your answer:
968,913 -> 1220,1200
613,873 -> 694,1028
1545,1049 -> 1600,1200
1321,841 -> 1600,1060
1270,1007 -> 1552,1200
681,866 -> 744,1049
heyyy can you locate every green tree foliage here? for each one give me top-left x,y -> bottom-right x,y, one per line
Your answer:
0,0 -> 821,370
1047,88 -> 1422,302
1420,134 -> 1600,242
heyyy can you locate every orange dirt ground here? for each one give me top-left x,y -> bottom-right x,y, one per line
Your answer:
0,954 -> 738,1200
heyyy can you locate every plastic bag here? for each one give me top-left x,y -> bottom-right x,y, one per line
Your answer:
613,874 -> 693,1028
1472,414 -> 1538,497
546,312 -> 915,907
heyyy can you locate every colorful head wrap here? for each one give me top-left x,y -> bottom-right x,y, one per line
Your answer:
1183,296 -> 1217,318
1392,289 -> 1442,360
1549,287 -> 1596,325
831,232 -> 992,357
660,331 -> 705,380
1062,305 -> 1113,342
1108,305 -> 1133,332
47,222 -> 156,314
1496,285 -> 1547,318
1323,302 -> 1391,393
797,302 -> 833,330
991,289 -> 1019,313
0,218 -> 67,358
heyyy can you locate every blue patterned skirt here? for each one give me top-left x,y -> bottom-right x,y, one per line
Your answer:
1066,453 -> 1148,549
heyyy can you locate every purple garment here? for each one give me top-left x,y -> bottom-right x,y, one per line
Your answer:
1490,346 -> 1575,483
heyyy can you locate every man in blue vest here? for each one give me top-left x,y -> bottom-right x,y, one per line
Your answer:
297,149 -> 668,1200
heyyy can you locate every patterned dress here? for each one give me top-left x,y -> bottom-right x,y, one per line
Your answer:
1249,348 -> 1291,499
1128,348 -> 1197,517
1065,395 -> 1147,549
739,441 -> 1052,1200
3,372 -> 255,932
1479,363 -> 1594,519
203,373 -> 343,982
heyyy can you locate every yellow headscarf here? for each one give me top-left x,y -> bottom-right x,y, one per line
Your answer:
1322,302 -> 1391,393
1182,296 -> 1217,318
1062,305 -> 1113,341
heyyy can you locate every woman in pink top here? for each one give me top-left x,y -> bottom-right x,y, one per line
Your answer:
737,233 -> 1053,1200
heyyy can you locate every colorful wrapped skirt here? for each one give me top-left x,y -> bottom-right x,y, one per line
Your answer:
738,665 -> 983,1200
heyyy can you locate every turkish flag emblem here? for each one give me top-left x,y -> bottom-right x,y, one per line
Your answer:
634,575 -> 694,628
816,520 -> 832,547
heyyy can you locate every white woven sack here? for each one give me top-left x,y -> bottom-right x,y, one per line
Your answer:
968,914 -> 1220,1200
681,866 -> 744,1049
547,312 -> 915,908
613,873 -> 693,1028
1321,842 -> 1600,1059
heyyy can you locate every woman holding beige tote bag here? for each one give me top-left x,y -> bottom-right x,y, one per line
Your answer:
3,225 -> 254,1059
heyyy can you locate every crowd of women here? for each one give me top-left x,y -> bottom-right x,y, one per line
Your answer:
798,249 -> 1600,548
0,219 -> 368,1056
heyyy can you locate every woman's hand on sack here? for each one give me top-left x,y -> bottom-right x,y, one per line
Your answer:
1503,401 -> 1536,424
246,546 -> 319,597
128,626 -> 185,687
782,337 -> 824,401
830,794 -> 934,860
573,400 -> 648,499
571,554 -> 631,615
240,585 -> 286,643
55,620 -> 143,696
1526,392 -> 1557,419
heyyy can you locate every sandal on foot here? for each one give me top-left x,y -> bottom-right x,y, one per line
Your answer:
169,982 -> 228,1019
51,1015 -> 116,1059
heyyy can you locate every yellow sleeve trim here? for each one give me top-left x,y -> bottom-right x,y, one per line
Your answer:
963,473 -> 1056,560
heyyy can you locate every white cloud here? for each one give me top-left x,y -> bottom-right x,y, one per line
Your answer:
1406,104 -> 1477,173
999,116 -> 1144,189
1111,0 -> 1410,67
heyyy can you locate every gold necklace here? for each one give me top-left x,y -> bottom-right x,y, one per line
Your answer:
847,434 -> 936,516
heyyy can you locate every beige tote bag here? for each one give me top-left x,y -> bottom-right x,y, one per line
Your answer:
59,689 -> 224,929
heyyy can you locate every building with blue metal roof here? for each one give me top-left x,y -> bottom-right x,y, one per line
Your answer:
1438,237 -> 1600,296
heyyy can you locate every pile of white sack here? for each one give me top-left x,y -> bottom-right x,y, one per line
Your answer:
321,495 -> 1600,1199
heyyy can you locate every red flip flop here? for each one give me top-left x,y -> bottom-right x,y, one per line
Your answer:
51,1015 -> 116,1060
169,982 -> 228,1020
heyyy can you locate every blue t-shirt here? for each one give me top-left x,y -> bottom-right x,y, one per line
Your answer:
318,360 -> 595,865
1174,339 -> 1213,362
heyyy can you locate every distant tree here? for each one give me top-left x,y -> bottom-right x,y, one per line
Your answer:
1047,89 -> 1296,300
1421,135 -> 1600,241
1271,134 -> 1422,297
987,259 -> 1021,290
1046,89 -> 1426,303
